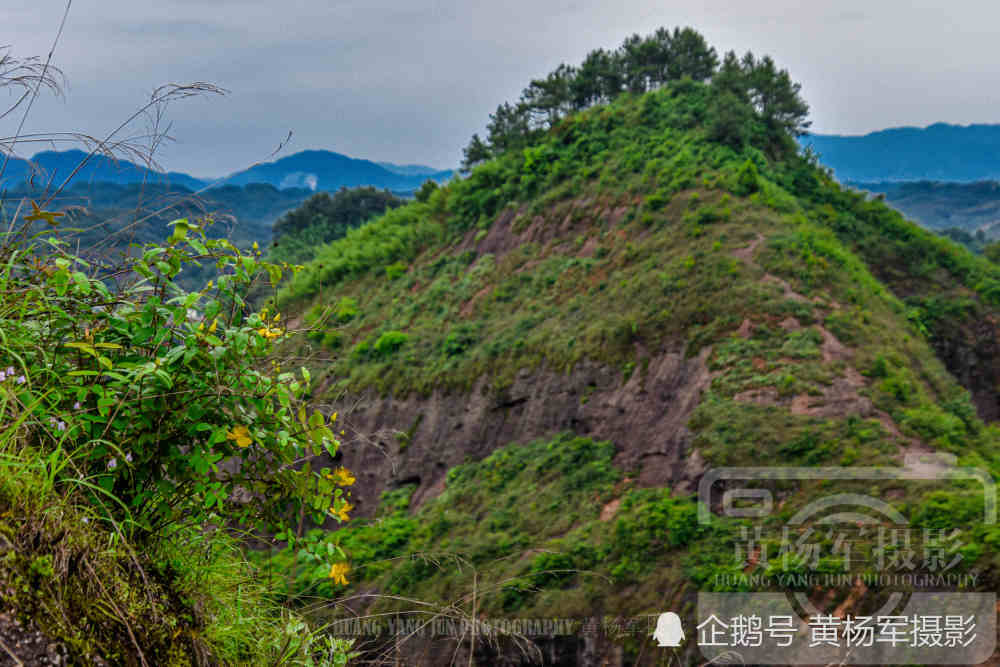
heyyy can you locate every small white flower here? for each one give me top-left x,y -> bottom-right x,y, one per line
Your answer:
125,452 -> 133,463
107,458 -> 117,470
15,375 -> 25,385
57,421 -> 66,432
73,402 -> 81,410
5,367 -> 13,375
81,517 -> 89,524
0,372 -> 6,382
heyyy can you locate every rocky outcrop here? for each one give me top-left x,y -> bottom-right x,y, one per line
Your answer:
927,315 -> 1000,422
324,348 -> 712,519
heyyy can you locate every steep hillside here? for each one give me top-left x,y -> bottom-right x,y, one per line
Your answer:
269,50 -> 1000,665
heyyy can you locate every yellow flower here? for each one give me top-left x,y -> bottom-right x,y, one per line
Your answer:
329,501 -> 353,522
329,562 -> 349,585
330,466 -> 355,486
330,411 -> 338,423
24,200 -> 65,225
208,317 -> 218,334
257,327 -> 282,340
272,312 -> 281,322
226,425 -> 253,448
252,241 -> 259,251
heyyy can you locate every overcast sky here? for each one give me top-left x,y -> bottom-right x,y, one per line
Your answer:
7,0 -> 1000,177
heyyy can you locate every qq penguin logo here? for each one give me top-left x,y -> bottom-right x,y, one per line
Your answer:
652,612 -> 685,648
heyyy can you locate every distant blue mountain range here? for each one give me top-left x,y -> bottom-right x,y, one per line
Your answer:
0,149 -> 206,191
0,149 -> 453,193
13,123 -> 1000,192
375,162 -> 444,177
801,123 -> 1000,183
220,150 -> 453,191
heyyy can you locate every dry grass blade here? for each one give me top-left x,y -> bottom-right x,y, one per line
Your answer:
0,49 -> 66,121
0,636 -> 24,667
0,0 -> 72,183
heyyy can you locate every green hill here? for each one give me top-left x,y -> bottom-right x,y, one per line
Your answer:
9,25 -> 1000,667
264,29 -> 1000,666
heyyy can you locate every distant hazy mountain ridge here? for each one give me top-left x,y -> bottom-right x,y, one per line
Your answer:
0,149 -> 207,190
0,149 -> 453,193
802,123 -> 1000,182
375,162 -> 445,177
221,150 -> 452,192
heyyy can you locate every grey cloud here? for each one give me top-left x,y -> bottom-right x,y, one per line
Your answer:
107,19 -> 229,38
8,0 -> 1000,176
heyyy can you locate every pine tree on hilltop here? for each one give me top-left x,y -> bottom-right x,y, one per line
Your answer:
461,26 -> 809,172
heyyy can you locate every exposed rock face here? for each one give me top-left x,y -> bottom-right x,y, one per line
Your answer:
325,348 -> 712,519
0,612 -> 69,666
309,348 -> 714,665
927,316 -> 1000,422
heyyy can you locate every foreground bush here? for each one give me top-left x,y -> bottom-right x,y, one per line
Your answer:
0,209 -> 353,664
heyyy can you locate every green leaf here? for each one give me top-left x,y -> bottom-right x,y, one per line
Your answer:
135,262 -> 154,279
142,247 -> 166,262
266,264 -> 282,285
50,269 -> 69,296
191,453 -> 210,476
168,225 -> 189,244
323,435 -> 339,459
71,271 -> 92,295
153,369 -> 174,388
